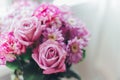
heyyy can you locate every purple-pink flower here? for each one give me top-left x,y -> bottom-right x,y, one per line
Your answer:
67,37 -> 83,64
14,17 -> 45,46
43,27 -> 64,43
32,40 -> 67,74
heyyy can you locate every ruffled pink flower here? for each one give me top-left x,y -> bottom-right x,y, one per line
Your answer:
0,51 -> 16,65
0,56 -> 6,65
67,37 -> 83,64
0,51 -> 16,64
33,3 -> 62,28
0,32 -> 26,65
0,32 -> 25,54
32,40 -> 67,74
14,17 -> 45,46
49,17 -> 62,28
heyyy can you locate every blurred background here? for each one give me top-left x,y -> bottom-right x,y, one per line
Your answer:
0,0 -> 120,80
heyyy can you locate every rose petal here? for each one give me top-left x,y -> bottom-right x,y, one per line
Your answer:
43,64 -> 66,74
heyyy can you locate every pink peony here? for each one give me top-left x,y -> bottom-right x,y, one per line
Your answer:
32,40 -> 67,74
14,17 -> 45,46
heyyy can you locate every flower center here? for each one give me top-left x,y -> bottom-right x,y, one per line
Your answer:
48,34 -> 56,40
68,18 -> 76,25
23,23 -> 30,28
71,43 -> 79,53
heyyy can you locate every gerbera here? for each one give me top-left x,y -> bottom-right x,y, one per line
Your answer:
67,37 -> 83,64
43,27 -> 64,43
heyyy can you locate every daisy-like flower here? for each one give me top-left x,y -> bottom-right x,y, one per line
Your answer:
43,27 -> 64,43
67,37 -> 83,64
61,21 -> 90,47
77,26 -> 90,47
66,16 -> 78,26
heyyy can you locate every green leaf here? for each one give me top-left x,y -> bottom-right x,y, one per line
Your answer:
59,69 -> 81,80
44,74 -> 61,80
6,60 -> 20,70
24,73 -> 44,80
82,49 -> 86,59
23,61 -> 44,80
20,48 -> 32,61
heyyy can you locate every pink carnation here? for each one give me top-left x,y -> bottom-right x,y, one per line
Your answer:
0,32 -> 26,65
33,3 -> 62,28
0,32 -> 26,54
0,56 -> 6,65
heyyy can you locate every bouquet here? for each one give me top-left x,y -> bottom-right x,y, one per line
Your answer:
0,0 -> 90,80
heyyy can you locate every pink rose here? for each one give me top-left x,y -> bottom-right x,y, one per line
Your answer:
32,40 -> 67,74
14,17 -> 44,46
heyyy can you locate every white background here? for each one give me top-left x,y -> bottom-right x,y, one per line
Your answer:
0,0 -> 120,80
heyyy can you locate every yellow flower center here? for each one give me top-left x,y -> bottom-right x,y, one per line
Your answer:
68,18 -> 76,25
48,34 -> 56,40
71,44 -> 79,53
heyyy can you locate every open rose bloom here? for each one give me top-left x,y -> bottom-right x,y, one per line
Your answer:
0,0 -> 90,80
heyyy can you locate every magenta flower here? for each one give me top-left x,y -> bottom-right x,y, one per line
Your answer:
0,32 -> 26,65
0,50 -> 16,64
32,40 -> 67,74
0,32 -> 26,55
0,46 -> 16,64
0,56 -> 6,65
33,3 -> 62,27
67,37 -> 83,64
